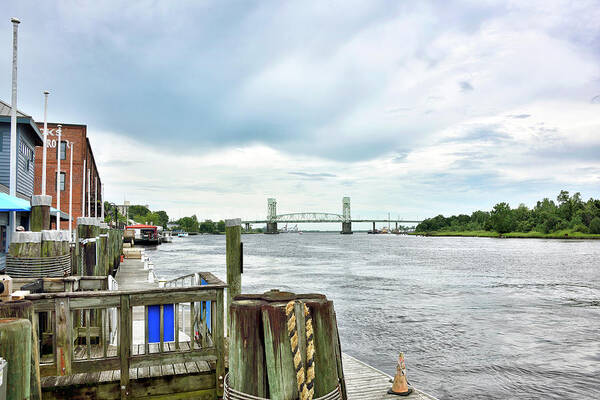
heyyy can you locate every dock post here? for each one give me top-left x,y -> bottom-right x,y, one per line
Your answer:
372,221 -> 376,232
226,218 -> 242,335
30,195 -> 52,232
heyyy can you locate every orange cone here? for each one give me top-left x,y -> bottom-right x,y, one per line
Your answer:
388,352 -> 413,396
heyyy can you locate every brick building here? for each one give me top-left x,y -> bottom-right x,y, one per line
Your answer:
34,123 -> 102,230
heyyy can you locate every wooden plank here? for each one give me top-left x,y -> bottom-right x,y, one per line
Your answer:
130,347 -> 217,368
215,288 -> 225,397
54,297 -> 72,376
85,310 -> 91,359
174,303 -> 180,350
119,295 -> 131,399
144,306 -> 149,355
159,304 -> 164,353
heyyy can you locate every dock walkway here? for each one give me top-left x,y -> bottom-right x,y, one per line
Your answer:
114,255 -> 438,399
343,353 -> 437,399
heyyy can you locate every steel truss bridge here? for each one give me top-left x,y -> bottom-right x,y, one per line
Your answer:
242,198 -> 421,233
243,212 -> 422,224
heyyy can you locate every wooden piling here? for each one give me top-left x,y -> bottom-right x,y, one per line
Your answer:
0,301 -> 42,400
0,318 -> 32,400
9,231 -> 42,258
229,290 -> 345,399
226,218 -> 242,334
229,299 -> 268,397
30,195 -> 52,232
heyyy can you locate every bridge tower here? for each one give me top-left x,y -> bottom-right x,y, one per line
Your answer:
266,198 -> 279,234
341,196 -> 353,234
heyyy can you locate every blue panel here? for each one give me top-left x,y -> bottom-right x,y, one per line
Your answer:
201,278 -> 211,333
148,304 -> 174,343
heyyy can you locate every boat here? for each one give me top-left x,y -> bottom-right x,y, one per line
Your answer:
177,232 -> 189,237
125,224 -> 160,245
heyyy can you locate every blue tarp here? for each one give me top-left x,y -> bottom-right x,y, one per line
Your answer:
0,192 -> 70,220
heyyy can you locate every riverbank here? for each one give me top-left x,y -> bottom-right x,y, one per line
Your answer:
409,229 -> 600,239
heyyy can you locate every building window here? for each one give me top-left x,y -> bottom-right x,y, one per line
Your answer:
19,139 -> 33,172
56,172 -> 66,191
57,141 -> 67,160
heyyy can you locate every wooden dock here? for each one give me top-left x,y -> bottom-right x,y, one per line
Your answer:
27,256 -> 438,399
343,353 -> 437,400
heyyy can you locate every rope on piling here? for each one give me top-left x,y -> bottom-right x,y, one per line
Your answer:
5,254 -> 71,277
286,300 -> 316,400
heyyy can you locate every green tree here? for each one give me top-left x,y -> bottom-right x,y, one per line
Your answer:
589,217 -> 600,234
217,220 -> 226,232
177,215 -> 199,232
199,220 -> 216,233
128,205 -> 150,220
490,202 -> 514,233
155,211 -> 169,228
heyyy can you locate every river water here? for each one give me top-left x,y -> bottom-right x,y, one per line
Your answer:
146,233 -> 600,399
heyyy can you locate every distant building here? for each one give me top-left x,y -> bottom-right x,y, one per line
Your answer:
0,99 -> 44,249
34,123 -> 102,230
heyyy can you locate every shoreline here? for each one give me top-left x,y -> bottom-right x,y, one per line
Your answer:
408,230 -> 600,240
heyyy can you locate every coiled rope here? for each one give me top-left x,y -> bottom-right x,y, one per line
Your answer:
286,300 -> 315,400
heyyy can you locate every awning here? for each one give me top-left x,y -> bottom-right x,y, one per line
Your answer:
0,193 -> 30,211
0,193 -> 71,220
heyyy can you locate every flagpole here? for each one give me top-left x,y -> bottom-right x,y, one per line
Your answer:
82,159 -> 86,217
69,143 -> 73,238
94,176 -> 97,219
87,168 -> 91,217
101,183 -> 104,221
9,17 -> 20,239
56,124 -> 61,230
42,91 -> 49,195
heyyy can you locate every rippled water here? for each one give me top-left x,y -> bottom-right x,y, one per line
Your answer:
146,233 -> 600,399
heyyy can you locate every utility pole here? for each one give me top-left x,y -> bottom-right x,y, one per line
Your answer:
9,17 -> 20,239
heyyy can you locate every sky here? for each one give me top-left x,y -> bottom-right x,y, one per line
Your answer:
1,0 -> 599,224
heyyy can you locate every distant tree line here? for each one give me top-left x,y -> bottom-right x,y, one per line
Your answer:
172,215 -> 226,234
103,203 -> 169,229
415,190 -> 600,234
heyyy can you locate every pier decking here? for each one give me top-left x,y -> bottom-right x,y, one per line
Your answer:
343,353 -> 437,400
32,256 -> 438,399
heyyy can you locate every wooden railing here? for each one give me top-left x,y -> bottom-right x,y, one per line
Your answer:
25,272 -> 226,398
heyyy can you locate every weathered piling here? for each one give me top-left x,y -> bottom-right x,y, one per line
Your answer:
9,231 -> 42,257
30,195 -> 51,232
229,290 -> 347,399
41,230 -> 64,257
229,298 -> 268,397
226,218 -> 242,333
76,217 -> 99,276
0,301 -> 42,399
0,318 -> 32,400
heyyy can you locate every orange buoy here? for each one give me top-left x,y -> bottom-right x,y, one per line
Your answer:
388,352 -> 412,396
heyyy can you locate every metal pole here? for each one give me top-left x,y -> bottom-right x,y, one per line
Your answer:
87,168 -> 91,217
56,125 -> 61,230
69,143 -> 73,237
9,17 -> 20,237
94,176 -> 97,219
82,159 -> 86,217
42,91 -> 49,195
101,183 -> 104,220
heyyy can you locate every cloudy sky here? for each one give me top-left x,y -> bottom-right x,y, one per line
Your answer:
1,1 -> 599,223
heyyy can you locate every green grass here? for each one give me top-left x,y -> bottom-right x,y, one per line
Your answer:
410,229 -> 600,239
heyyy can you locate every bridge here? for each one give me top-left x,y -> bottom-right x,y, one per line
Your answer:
242,197 -> 422,234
